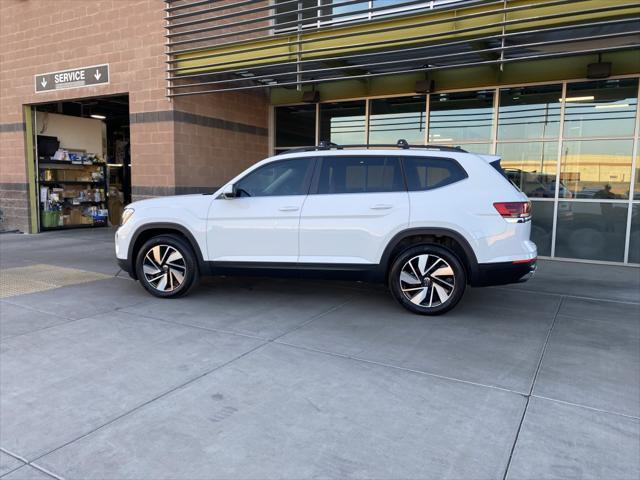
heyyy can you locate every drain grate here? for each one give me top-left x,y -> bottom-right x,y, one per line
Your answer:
0,264 -> 110,298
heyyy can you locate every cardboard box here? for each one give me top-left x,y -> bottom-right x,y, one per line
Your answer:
69,209 -> 82,225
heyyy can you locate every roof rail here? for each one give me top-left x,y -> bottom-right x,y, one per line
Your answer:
280,139 -> 467,155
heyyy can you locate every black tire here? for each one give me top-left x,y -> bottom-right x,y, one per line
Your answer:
135,234 -> 199,298
388,244 -> 466,315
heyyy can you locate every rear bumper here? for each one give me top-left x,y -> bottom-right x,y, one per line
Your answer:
471,258 -> 537,287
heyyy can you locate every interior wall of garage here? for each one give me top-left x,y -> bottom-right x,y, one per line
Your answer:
35,113 -> 105,158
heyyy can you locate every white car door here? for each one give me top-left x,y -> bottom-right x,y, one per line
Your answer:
299,155 -> 409,265
207,157 -> 315,263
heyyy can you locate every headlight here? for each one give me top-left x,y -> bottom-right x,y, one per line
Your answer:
121,208 -> 134,225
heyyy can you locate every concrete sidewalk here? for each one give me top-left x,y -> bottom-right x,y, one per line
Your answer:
0,229 -> 638,479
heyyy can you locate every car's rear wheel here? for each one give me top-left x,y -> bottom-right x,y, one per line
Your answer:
389,244 -> 466,315
135,234 -> 199,298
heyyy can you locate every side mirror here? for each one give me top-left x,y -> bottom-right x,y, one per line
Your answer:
222,183 -> 236,199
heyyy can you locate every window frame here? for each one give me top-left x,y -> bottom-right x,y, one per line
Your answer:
400,155 -> 469,192
309,154 -> 408,195
233,156 -> 318,198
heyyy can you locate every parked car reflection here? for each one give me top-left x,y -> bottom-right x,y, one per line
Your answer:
555,201 -> 628,262
505,169 -> 571,198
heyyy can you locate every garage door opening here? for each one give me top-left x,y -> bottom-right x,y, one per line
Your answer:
30,94 -> 130,231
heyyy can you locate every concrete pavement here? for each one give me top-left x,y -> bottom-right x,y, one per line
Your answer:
0,228 -> 638,479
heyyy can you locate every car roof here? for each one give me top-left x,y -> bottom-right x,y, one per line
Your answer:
272,148 -> 499,164
275,148 -> 468,158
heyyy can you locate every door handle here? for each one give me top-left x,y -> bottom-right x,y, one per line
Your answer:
278,206 -> 299,212
370,204 -> 393,210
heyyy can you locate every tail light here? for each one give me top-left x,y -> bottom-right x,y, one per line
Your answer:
494,201 -> 531,223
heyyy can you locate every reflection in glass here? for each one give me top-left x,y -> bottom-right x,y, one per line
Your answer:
372,0 -> 430,16
563,78 -> 638,138
498,84 -> 561,140
321,0 -> 369,22
451,143 -> 493,154
275,104 -> 316,147
555,201 -> 628,262
560,139 -> 633,199
530,200 -> 554,256
629,204 -> 640,264
497,142 -> 559,198
319,101 -> 366,144
369,96 -> 426,144
635,141 -> 639,200
428,90 -> 494,143
275,0 -> 319,28
328,0 -> 368,14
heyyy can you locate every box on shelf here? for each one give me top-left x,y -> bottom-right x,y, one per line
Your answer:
69,209 -> 82,225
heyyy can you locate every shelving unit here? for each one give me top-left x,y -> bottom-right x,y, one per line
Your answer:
38,158 -> 108,231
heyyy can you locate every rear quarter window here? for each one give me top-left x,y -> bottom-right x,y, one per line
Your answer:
403,156 -> 468,191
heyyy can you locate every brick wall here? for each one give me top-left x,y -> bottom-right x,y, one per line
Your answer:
0,0 -> 270,230
173,92 -> 269,192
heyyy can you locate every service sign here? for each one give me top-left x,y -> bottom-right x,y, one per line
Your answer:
35,64 -> 109,93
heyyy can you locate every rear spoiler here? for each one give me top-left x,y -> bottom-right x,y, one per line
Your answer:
477,154 -> 507,178
477,154 -> 501,164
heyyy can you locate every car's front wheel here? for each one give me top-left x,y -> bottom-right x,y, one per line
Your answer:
389,244 -> 466,315
135,234 -> 199,298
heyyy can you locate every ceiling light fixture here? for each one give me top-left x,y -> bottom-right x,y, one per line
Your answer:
594,103 -> 629,109
559,96 -> 595,102
90,114 -> 106,120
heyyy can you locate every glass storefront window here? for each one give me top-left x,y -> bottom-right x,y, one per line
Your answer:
369,96 -> 426,144
498,84 -> 561,140
275,105 -> 316,148
428,90 -> 494,143
563,78 -> 638,138
560,139 -> 633,199
629,204 -> 640,264
497,142 -> 558,198
272,76 -> 640,264
319,101 -> 366,144
530,200 -> 554,256
555,201 -> 629,262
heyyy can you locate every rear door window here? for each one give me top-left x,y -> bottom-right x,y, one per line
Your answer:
403,156 -> 468,191
316,156 -> 405,194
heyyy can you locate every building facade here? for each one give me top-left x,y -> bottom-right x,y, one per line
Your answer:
1,0 -> 639,265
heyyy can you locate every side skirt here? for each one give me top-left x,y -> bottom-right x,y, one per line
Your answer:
206,261 -> 385,282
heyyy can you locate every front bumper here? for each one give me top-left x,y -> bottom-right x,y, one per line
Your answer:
471,258 -> 537,287
116,258 -> 136,279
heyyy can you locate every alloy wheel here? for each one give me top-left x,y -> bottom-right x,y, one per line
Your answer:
399,254 -> 455,308
142,245 -> 187,292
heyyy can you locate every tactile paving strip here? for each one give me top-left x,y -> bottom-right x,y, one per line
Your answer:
0,264 -> 110,299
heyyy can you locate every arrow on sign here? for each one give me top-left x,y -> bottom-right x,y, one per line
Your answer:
94,69 -> 101,81
41,78 -> 47,88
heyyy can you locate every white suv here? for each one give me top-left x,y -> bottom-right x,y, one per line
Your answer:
115,142 -> 537,315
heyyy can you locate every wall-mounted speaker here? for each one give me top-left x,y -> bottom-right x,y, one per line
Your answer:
587,62 -> 612,79
415,79 -> 435,94
302,90 -> 320,103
